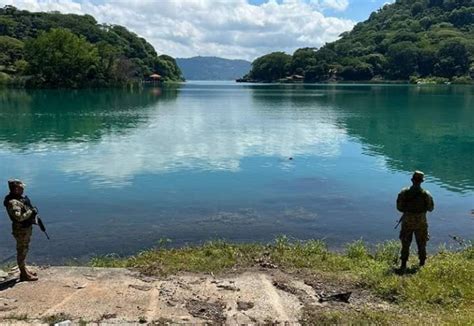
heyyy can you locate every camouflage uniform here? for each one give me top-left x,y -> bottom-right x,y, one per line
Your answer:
397,185 -> 434,264
3,182 -> 36,270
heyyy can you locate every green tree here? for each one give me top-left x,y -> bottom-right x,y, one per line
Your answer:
435,40 -> 470,77
387,42 -> 420,79
304,63 -> 329,82
249,52 -> 292,81
25,28 -> 100,87
339,62 -> 374,81
0,36 -> 23,66
449,7 -> 474,27
363,53 -> 387,76
417,48 -> 437,76
153,55 -> 183,81
0,6 -> 184,86
240,0 -> 474,82
291,48 -> 317,74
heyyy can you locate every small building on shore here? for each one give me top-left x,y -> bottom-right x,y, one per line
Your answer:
149,73 -> 162,81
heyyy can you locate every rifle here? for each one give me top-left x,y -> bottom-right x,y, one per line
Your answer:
394,216 -> 404,229
24,196 -> 50,240
36,215 -> 50,240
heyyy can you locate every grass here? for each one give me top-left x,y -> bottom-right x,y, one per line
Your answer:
3,313 -> 28,321
90,236 -> 473,324
300,308 -> 406,325
41,313 -> 73,325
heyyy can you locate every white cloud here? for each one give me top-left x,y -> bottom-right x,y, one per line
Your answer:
0,0 -> 355,60
311,0 -> 349,11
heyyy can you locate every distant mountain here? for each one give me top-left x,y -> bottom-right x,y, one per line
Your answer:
176,56 -> 251,80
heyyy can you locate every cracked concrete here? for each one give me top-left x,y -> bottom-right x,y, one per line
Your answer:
0,267 -> 392,324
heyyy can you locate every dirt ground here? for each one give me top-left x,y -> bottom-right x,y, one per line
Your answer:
0,266 -> 394,325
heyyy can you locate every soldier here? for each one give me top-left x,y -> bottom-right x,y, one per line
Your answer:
3,179 -> 38,281
396,171 -> 434,271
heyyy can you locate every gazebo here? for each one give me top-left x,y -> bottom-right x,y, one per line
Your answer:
149,73 -> 162,80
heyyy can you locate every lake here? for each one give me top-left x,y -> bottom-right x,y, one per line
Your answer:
1,82 -> 473,264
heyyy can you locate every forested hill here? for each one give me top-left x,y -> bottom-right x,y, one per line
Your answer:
0,6 -> 183,88
176,56 -> 251,80
244,0 -> 474,83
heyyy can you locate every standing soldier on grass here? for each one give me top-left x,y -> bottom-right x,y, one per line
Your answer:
396,171 -> 434,271
3,179 -> 38,281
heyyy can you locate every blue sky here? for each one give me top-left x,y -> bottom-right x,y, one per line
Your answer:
247,0 -> 390,21
0,0 -> 394,60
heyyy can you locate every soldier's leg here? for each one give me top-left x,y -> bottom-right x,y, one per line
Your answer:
13,228 -> 30,269
415,224 -> 428,266
399,224 -> 413,269
13,227 -> 37,281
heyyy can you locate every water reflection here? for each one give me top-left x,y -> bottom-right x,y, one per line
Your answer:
247,84 -> 474,192
0,87 -> 180,148
303,85 -> 473,193
57,85 -> 346,186
1,84 -> 472,192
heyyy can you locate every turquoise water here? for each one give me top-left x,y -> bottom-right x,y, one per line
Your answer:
0,82 -> 473,263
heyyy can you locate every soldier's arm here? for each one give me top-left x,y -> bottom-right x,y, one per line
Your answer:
425,191 -> 434,212
396,191 -> 405,212
7,200 -> 35,222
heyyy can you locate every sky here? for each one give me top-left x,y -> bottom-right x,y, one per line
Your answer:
0,0 -> 394,61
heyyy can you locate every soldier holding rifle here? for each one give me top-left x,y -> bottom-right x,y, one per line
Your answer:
3,179 -> 44,281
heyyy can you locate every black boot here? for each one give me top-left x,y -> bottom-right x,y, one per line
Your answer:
419,258 -> 425,267
400,260 -> 407,272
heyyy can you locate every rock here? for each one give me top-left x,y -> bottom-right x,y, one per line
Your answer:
137,275 -> 156,283
129,284 -> 152,291
259,262 -> 278,269
101,313 -> 117,319
74,284 -> 87,289
216,284 -> 240,291
0,270 -> 8,278
0,306 -> 17,312
0,298 -> 18,303
318,292 -> 352,303
185,299 -> 226,323
54,321 -> 71,326
237,301 -> 254,311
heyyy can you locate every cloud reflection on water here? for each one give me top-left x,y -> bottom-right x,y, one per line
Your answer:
60,94 -> 347,186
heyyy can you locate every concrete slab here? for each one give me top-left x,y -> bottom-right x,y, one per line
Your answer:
0,267 -> 314,324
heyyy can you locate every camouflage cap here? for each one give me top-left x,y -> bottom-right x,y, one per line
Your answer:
412,171 -> 425,181
8,179 -> 25,189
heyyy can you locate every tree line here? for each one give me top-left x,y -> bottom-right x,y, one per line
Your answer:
244,0 -> 474,83
0,6 -> 183,88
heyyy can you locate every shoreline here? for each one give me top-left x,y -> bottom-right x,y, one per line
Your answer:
0,238 -> 472,324
235,79 -> 474,85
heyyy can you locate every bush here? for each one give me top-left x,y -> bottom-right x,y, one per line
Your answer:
346,239 -> 370,260
0,71 -> 11,84
374,240 -> 401,265
452,76 -> 473,84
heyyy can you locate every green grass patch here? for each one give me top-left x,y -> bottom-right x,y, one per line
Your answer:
300,308 -> 404,325
91,237 -> 473,322
41,313 -> 73,326
3,313 -> 28,321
